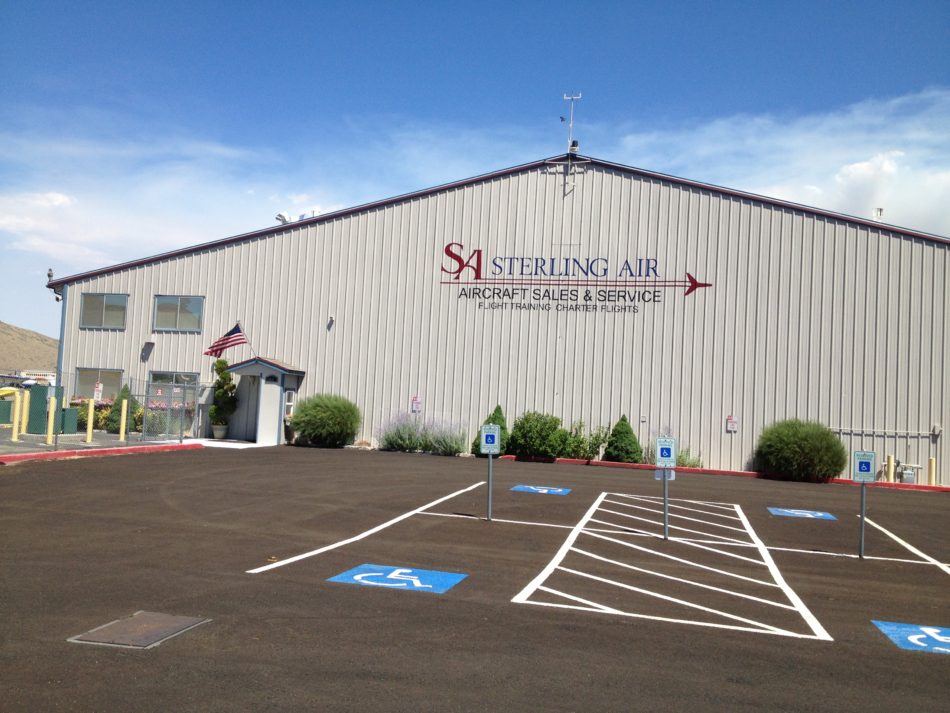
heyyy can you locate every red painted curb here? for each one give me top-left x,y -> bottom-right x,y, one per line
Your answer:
828,477 -> 949,493
496,454 -> 949,492
0,443 -> 205,465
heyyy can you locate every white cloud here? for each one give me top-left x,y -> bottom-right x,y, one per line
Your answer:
2,88 -> 949,337
610,88 -> 950,235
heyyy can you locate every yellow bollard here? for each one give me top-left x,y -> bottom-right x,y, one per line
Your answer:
11,391 -> 21,442
929,457 -> 937,487
86,399 -> 95,443
45,396 -> 56,445
885,454 -> 895,483
20,388 -> 30,434
119,399 -> 128,442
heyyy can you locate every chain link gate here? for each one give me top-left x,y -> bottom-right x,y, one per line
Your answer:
136,384 -> 198,442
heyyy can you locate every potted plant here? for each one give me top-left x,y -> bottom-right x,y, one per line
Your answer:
208,358 -> 237,438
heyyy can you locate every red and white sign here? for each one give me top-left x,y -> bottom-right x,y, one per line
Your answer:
93,382 -> 103,401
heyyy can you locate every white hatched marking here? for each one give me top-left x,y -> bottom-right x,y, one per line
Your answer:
607,496 -> 743,521
558,566 -> 792,635
572,548 -> 795,609
582,530 -> 778,587
613,493 -> 739,512
594,510 -> 752,544
514,492 -> 832,640
603,499 -> 749,532
864,517 -> 950,576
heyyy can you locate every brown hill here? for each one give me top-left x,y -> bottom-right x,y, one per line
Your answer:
0,321 -> 59,373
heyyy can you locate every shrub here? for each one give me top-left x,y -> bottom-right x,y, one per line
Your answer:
379,415 -> 467,456
378,413 -> 427,452
209,358 -> 237,426
676,448 -> 703,468
290,394 -> 361,448
105,386 -> 141,434
470,405 -> 509,456
425,420 -> 468,457
754,419 -> 847,483
508,411 -> 567,460
603,415 -> 643,463
561,420 -> 609,461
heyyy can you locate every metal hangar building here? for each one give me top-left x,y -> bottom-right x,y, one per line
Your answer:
46,154 -> 949,482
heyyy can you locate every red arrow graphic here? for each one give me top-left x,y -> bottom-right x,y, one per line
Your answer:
684,272 -> 713,296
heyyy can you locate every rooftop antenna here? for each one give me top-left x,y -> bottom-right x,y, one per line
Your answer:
563,92 -> 582,153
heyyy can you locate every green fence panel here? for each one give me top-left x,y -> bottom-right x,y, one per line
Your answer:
0,400 -> 11,424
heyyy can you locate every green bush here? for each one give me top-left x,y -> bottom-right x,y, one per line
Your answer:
561,420 -> 609,461
105,386 -> 141,434
426,421 -> 468,457
754,419 -> 847,483
378,413 -> 427,451
470,405 -> 509,456
603,415 -> 643,463
379,415 -> 466,456
676,447 -> 703,468
209,358 -> 237,426
290,394 -> 361,448
508,411 -> 567,460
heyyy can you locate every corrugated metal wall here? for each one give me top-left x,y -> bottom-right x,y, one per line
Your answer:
60,161 -> 949,482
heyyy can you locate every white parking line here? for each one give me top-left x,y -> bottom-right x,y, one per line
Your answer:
246,481 -> 485,574
864,517 -> 950,576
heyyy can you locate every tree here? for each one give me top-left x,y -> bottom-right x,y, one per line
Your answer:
603,415 -> 643,463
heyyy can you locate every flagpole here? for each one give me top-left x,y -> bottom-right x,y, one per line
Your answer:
238,320 -> 257,358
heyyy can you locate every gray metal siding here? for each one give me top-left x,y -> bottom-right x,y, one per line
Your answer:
59,162 -> 949,482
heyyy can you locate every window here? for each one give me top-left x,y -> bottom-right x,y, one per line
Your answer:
80,294 -> 128,329
284,389 -> 296,419
149,372 -> 199,387
153,295 -> 204,332
75,368 -> 122,401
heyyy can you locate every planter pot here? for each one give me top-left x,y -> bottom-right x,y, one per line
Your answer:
211,424 -> 228,439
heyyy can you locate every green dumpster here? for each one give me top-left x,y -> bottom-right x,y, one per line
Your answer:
0,399 -> 11,424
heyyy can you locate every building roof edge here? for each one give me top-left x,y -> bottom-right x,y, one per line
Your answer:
47,153 -> 950,288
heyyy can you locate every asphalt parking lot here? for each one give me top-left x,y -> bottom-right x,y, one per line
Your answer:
1,448 -> 947,712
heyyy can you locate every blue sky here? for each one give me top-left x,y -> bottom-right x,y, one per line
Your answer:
2,0 -> 948,337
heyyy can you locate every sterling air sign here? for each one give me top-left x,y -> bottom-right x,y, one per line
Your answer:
440,242 -> 712,314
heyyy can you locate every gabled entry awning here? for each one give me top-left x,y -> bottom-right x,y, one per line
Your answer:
225,357 -> 305,377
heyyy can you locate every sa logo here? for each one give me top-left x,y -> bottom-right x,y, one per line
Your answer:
441,242 -> 483,281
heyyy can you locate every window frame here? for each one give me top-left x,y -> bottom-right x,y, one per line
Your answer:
152,295 -> 205,333
79,293 -> 129,330
75,367 -> 124,401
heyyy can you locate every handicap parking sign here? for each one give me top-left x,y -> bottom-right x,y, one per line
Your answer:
328,564 -> 467,594
655,437 -> 677,468
872,620 -> 950,654
767,507 -> 837,520
853,450 -> 877,483
511,485 -> 571,496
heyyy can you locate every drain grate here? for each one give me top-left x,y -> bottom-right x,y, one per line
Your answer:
68,610 -> 210,649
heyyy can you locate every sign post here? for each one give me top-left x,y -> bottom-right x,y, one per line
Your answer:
655,437 -> 677,540
853,451 -> 877,559
480,425 -> 501,522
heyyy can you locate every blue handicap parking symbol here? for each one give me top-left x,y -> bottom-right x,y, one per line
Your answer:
872,621 -> 950,654
767,507 -> 837,520
660,447 -> 672,459
485,434 -> 496,444
858,461 -> 872,473
511,485 -> 572,496
328,564 -> 467,594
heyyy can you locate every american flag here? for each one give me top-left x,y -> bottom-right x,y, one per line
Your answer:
204,323 -> 249,357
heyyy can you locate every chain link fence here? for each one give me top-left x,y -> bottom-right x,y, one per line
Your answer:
133,384 -> 200,442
